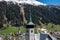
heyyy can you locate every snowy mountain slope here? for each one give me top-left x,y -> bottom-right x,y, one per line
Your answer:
0,0 -> 47,6
16,1 -> 47,6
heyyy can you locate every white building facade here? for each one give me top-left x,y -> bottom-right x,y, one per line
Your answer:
25,21 -> 35,40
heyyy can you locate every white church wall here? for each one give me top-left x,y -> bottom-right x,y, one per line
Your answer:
35,33 -> 40,40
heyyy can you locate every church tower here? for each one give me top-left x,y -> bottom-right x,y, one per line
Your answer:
25,11 -> 35,40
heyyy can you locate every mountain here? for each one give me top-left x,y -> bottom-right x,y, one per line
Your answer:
0,1 -> 60,28
16,1 -> 47,6
0,0 -> 47,6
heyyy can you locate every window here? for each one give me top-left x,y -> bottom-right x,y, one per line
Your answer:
31,30 -> 33,33
26,30 -> 29,32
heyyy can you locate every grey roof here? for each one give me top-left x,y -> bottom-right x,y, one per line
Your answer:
40,34 -> 52,40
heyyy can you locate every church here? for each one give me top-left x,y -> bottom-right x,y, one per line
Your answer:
25,15 -> 57,40
24,9 -> 56,40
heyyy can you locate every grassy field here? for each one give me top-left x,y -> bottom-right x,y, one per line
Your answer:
0,26 -> 26,35
41,23 -> 60,31
0,23 -> 60,34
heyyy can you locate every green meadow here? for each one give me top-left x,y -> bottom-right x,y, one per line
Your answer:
0,23 -> 60,34
0,26 -> 26,35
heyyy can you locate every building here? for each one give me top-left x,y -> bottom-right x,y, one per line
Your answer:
25,12 -> 35,40
25,8 -> 57,40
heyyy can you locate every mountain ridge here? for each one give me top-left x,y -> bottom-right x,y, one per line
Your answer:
0,0 -> 47,6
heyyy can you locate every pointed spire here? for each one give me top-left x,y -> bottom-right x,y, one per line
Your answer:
26,6 -> 35,25
29,9 -> 32,22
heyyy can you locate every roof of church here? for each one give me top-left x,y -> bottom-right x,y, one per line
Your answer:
27,13 -> 35,25
27,9 -> 35,25
27,21 -> 35,25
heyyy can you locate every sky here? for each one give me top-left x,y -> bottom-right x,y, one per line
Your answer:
37,0 -> 60,5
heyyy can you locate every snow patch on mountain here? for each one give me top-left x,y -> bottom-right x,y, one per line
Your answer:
16,1 -> 47,6
0,0 -> 47,6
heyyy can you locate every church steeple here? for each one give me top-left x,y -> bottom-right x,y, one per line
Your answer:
25,9 -> 35,40
30,10 -> 32,22
26,8 -> 35,28
27,9 -> 35,25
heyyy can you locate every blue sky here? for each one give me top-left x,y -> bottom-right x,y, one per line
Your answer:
37,0 -> 60,5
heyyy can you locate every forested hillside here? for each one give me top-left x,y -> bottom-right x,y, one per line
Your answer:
0,1 -> 60,28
